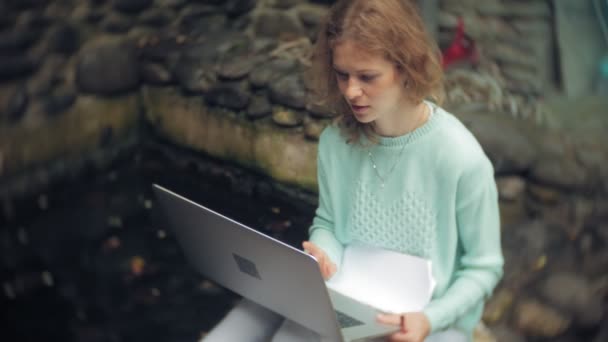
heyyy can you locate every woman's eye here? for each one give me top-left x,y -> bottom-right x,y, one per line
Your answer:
335,71 -> 348,80
360,75 -> 376,82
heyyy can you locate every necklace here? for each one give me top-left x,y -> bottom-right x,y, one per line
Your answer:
368,103 -> 429,188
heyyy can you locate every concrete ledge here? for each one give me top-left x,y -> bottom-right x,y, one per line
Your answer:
142,86 -> 319,192
0,94 -> 140,180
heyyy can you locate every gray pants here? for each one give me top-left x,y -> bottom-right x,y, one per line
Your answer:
203,299 -> 469,342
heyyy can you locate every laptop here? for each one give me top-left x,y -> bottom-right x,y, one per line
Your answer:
152,184 -> 399,342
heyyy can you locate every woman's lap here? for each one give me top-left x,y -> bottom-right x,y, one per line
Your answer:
204,299 -> 469,342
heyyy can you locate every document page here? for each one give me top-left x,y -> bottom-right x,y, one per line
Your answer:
326,243 -> 435,314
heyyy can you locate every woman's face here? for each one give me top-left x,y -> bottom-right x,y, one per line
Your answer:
332,40 -> 408,125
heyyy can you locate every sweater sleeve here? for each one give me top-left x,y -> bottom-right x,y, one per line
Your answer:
423,156 -> 504,333
308,133 -> 344,267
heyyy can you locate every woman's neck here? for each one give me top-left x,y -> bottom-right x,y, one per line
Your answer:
373,101 -> 428,137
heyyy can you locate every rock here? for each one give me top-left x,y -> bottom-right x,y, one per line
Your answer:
297,3 -> 327,28
488,324 -> 527,342
539,272 -> 603,327
27,55 -> 66,97
218,57 -> 260,81
179,3 -> 219,18
224,0 -> 256,17
473,322 -> 496,342
250,58 -> 298,88
178,31 -> 249,64
16,11 -> 52,29
157,0 -> 187,9
596,222 -> 608,244
499,196 -> 527,227
438,11 -> 459,29
575,145 -> 608,178
0,55 -> 38,80
306,102 -> 337,119
0,29 -> 40,53
460,13 -> 519,41
0,13 -> 13,30
173,60 -> 217,94
269,74 -> 307,109
477,2 -> 551,18
501,220 -> 549,287
482,288 -> 514,325
180,12 -> 227,36
526,183 -> 561,204
113,0 -> 153,14
252,38 -> 278,55
101,12 -> 134,33
139,35 -> 183,63
140,62 -> 173,85
530,157 -> 588,192
455,111 -> 538,174
573,197 -> 594,228
1,86 -> 28,123
593,322 -> 608,342
512,19 -> 552,36
71,4 -> 104,24
6,0 -> 49,10
514,299 -> 571,338
70,3 -> 94,22
205,84 -> 250,110
272,109 -> 303,127
444,70 -> 504,111
253,9 -> 304,39
269,0 -> 304,9
441,0 -> 486,14
247,96 -> 272,119
99,126 -> 114,147
43,87 -> 77,116
46,24 -> 80,55
139,8 -> 172,27
501,64 -> 543,95
484,43 -> 536,70
76,41 -> 140,95
304,119 -> 326,141
496,176 -> 526,201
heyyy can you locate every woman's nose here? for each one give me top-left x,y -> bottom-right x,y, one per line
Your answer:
345,80 -> 362,100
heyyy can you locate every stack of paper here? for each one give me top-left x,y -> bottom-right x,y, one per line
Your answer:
326,243 -> 436,314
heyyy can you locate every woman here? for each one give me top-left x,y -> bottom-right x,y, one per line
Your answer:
206,0 -> 503,341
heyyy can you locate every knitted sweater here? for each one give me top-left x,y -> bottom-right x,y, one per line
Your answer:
308,102 -> 504,337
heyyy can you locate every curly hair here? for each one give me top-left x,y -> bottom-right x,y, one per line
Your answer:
309,0 -> 444,144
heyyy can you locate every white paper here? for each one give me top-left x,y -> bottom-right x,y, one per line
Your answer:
326,243 -> 436,314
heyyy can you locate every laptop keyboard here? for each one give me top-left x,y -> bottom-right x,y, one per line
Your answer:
335,310 -> 365,328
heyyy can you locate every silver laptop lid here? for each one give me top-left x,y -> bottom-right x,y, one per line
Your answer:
153,184 -> 343,341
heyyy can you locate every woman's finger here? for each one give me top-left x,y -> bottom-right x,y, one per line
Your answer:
388,332 -> 410,342
322,261 -> 330,278
304,242 -> 326,263
376,313 -> 403,326
302,241 -> 335,279
303,241 -> 322,256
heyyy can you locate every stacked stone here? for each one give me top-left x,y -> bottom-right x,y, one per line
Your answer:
439,0 -> 554,95
438,0 -> 557,125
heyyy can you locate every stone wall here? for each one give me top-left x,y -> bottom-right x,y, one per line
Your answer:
439,0 -> 557,123
440,0 -> 554,94
1,1 -> 607,341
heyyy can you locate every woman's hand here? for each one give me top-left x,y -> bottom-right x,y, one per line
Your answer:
302,241 -> 337,280
376,312 -> 430,342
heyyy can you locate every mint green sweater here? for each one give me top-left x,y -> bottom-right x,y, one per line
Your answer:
309,103 -> 504,337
